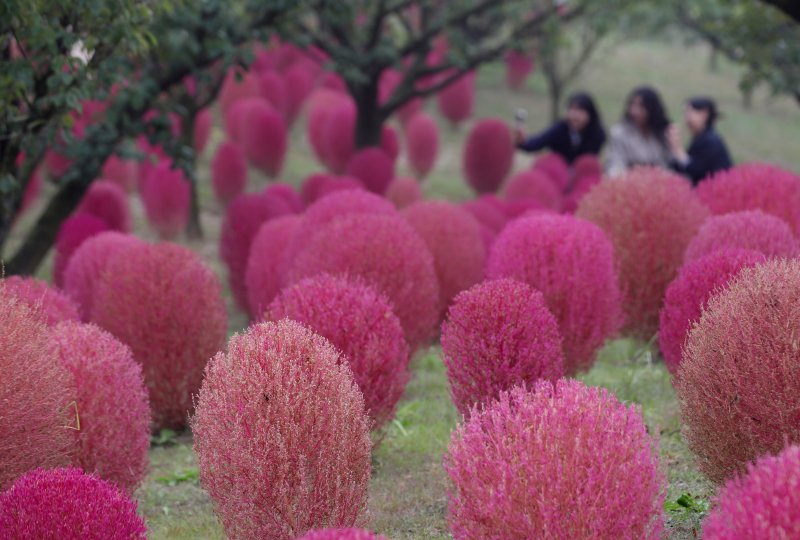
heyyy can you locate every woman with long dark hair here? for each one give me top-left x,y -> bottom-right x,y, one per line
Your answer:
606,86 -> 672,177
514,91 -> 606,164
668,96 -> 733,185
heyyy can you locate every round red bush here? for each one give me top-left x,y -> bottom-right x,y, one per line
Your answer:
0,289 -> 75,490
2,276 -> 79,326
289,213 -> 439,350
224,97 -> 261,142
101,155 -> 138,193
306,90 -> 349,167
677,258 -> 800,483
266,274 -> 410,428
503,169 -> 562,211
0,467 -> 147,539
258,71 -> 288,119
702,444 -> 800,539
298,529 -> 388,540
219,69 -> 262,114
441,279 -> 564,415
696,162 -> 800,235
78,180 -> 130,232
405,112 -> 439,179
573,154 -> 602,181
381,124 -> 400,163
264,182 -> 304,214
53,213 -> 109,287
49,322 -> 150,492
504,49 -> 534,90
532,152 -> 570,192
487,214 -> 623,374
402,201 -> 486,317
386,177 -> 423,209
284,64 -> 314,126
576,168 -> 709,339
563,173 -> 600,214
211,140 -> 248,205
322,100 -> 356,173
240,100 -> 287,177
91,242 -> 228,430
345,147 -> 395,195
683,209 -> 798,262
141,160 -> 190,240
462,118 -> 514,194
246,215 -> 301,319
445,380 -> 666,539
192,320 -> 372,540
658,248 -> 765,375
193,107 -> 212,155
437,71 -> 475,126
461,195 -> 508,234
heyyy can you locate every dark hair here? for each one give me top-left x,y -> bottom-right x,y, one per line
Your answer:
624,86 -> 670,141
567,91 -> 604,138
687,96 -> 719,130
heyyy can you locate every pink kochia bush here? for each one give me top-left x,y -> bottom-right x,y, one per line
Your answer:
533,152 -> 570,192
503,169 -> 562,211
437,71 -> 475,126
683,209 -> 798,262
504,49 -> 534,90
211,141 -> 248,205
53,213 -> 109,287
297,529 -> 388,540
463,119 -> 514,194
444,380 -> 666,540
441,279 -> 564,415
346,147 -> 395,195
576,168 -> 709,338
676,258 -> 800,483
0,289 -> 75,490
49,322 -> 150,492
193,107 -> 212,154
385,177 -> 423,209
402,201 -> 486,317
1,276 -> 79,326
322,100 -> 357,173
267,274 -> 410,429
78,180 -> 131,232
192,320 -> 372,540
91,242 -> 228,430
696,162 -> 800,235
240,100 -> 287,177
290,213 -> 439,350
405,112 -> 439,178
0,467 -> 147,539
487,214 -> 623,374
703,445 -> 800,539
246,215 -> 302,319
658,248 -> 765,375
141,160 -> 190,239
101,155 -> 138,193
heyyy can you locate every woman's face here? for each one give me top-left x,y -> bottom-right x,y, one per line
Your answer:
627,95 -> 648,129
684,105 -> 709,134
566,105 -> 590,132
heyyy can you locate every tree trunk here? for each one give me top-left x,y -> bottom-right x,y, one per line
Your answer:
180,108 -> 204,240
352,79 -> 384,149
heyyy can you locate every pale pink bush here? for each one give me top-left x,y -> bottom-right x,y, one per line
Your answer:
246,215 -> 301,319
677,258 -> 800,483
211,141 -> 248,205
49,322 -> 150,492
141,160 -> 190,239
572,154 -> 602,181
576,168 -> 709,338
503,169 -> 562,211
405,112 -> 439,178
267,274 -> 410,428
533,152 -> 570,192
437,71 -> 475,126
487,214 -> 623,374
193,107 -> 212,154
441,279 -> 564,415
703,445 -> 800,539
2,276 -> 79,326
658,248 -> 765,375
53,213 -> 109,287
683,209 -> 798,262
346,147 -> 395,195
297,529 -> 388,540
219,69 -> 262,113
192,320 -> 371,540
289,213 -> 439,350
696,162 -> 800,235
240,100 -> 287,177
445,380 -> 666,540
402,201 -> 486,317
78,180 -> 131,232
504,50 -> 534,90
563,173 -> 600,214
386,177 -> 423,209
463,118 -> 514,194
101,155 -> 138,193
91,242 -> 228,430
0,289 -> 75,490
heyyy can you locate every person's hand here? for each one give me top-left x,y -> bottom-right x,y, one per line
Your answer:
513,127 -> 526,145
667,123 -> 682,152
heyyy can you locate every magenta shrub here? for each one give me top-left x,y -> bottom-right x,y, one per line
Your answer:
258,71 -> 288,119
246,215 -> 301,319
576,168 -> 709,338
284,64 -> 314,126
224,97 -> 261,142
322,100 -> 356,173
445,380 -> 666,539
193,107 -> 212,154
658,248 -> 765,375
703,445 -> 800,539
487,214 -> 622,374
0,467 -> 147,539
402,201 -> 486,317
437,71 -> 475,126
297,529 -> 388,540
381,124 -> 400,163
267,274 -> 410,428
461,195 -> 508,234
572,154 -> 602,181
264,183 -> 304,213
441,279 -> 564,415
532,152 -> 570,192
219,69 -> 262,113
306,90 -> 348,167
462,118 -> 514,194
53,213 -> 109,287
0,289 -> 75,489
289,213 -> 439,350
504,50 -> 534,90
2,276 -> 79,326
503,169 -> 562,211
696,162 -> 800,235
405,112 -> 439,178
683,209 -> 798,262
211,141 -> 248,205
240,100 -> 287,177
563,173 -> 600,214
141,160 -> 190,240
101,155 -> 138,193
677,258 -> 800,483
346,147 -> 395,195
78,180 -> 131,232
91,242 -> 228,430
49,322 -> 150,492
386,177 -> 423,209
192,320 -> 372,540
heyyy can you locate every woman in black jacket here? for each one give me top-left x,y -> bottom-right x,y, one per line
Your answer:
514,92 -> 606,164
668,96 -> 733,185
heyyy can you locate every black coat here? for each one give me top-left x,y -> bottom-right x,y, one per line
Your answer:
673,128 -> 733,185
517,120 -> 606,164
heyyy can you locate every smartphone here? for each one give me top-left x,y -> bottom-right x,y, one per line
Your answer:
514,108 -> 528,129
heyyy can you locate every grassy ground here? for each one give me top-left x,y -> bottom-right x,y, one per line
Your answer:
7,36 -> 799,539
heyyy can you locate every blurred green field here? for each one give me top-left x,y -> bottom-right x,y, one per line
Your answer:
9,36 -> 799,539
